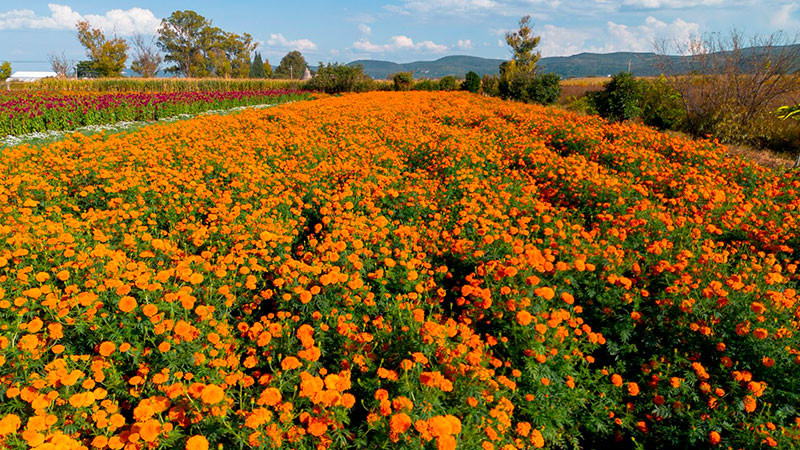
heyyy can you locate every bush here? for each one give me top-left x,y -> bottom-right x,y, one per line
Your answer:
306,63 -> 374,94
498,71 -> 561,105
392,72 -> 413,91
589,72 -> 645,122
0,61 -> 11,81
462,71 -> 480,93
526,72 -> 561,105
439,76 -> 457,92
481,74 -> 500,96
641,77 -> 686,130
412,79 -> 439,91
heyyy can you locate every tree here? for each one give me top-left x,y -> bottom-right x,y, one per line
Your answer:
157,10 -> 255,78
308,63 -> 373,93
263,57 -> 273,78
462,71 -> 480,93
589,72 -> 646,122
655,29 -> 800,139
392,72 -> 413,91
130,34 -> 162,78
49,52 -> 72,77
157,10 -> 212,77
76,60 -> 100,78
503,15 -> 541,77
76,20 -> 128,77
250,52 -> 266,78
0,61 -> 11,81
274,51 -> 307,79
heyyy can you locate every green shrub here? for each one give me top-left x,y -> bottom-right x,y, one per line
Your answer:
439,76 -> 457,92
412,79 -> 439,91
498,72 -> 561,105
0,61 -> 11,81
481,74 -> 500,96
589,72 -> 645,122
462,71 -> 480,93
526,72 -> 561,105
392,72 -> 413,91
641,77 -> 686,130
307,63 -> 374,94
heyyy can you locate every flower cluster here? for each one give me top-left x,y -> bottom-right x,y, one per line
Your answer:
0,89 -> 310,137
0,91 -> 798,449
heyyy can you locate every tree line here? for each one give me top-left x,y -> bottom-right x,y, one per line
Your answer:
50,10 -> 310,79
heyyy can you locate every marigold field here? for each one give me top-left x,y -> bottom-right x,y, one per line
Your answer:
0,91 -> 799,450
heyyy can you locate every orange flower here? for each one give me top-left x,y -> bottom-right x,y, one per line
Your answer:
515,310 -> 532,326
627,382 -> 640,396
709,431 -> 721,445
118,296 -> 138,313
139,419 -> 161,442
258,388 -> 282,406
99,341 -> 116,356
0,414 -> 21,436
186,435 -> 209,450
611,374 -> 623,387
390,413 -> 412,435
281,356 -> 302,371
307,417 -> 328,437
201,385 -> 225,405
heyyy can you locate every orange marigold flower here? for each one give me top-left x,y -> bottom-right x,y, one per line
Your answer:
515,310 -> 532,326
200,385 -> 225,405
628,382 -> 640,396
186,435 -> 209,450
308,417 -> 328,437
258,387 -> 282,406
0,414 -> 21,436
118,296 -> 138,313
99,341 -> 116,357
281,356 -> 302,371
139,419 -> 161,442
390,413 -> 412,435
709,431 -> 721,445
611,374 -> 623,387
531,429 -> 545,448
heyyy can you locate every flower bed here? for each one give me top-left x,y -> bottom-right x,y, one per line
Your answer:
0,91 -> 798,449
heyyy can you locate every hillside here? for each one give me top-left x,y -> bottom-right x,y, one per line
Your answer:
348,53 -> 672,79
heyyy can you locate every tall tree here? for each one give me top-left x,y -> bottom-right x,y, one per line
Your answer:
76,21 -> 128,77
250,52 -> 266,78
157,10 -> 212,77
502,15 -> 541,76
130,34 -> 162,78
0,62 -> 11,81
49,52 -> 72,77
263,57 -> 273,78
274,51 -> 307,79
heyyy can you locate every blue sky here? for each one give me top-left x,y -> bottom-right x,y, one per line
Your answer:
0,1 -> 797,71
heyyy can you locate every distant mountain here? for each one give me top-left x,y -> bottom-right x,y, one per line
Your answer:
348,44 -> 800,79
347,53 -> 675,79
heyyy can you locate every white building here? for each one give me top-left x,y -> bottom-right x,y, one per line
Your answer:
7,71 -> 58,82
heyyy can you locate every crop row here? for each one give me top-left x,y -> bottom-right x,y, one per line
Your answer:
0,90 -> 311,138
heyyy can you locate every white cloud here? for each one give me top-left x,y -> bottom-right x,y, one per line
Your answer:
0,3 -> 160,35
456,39 -> 474,50
622,0 -> 724,7
267,33 -> 318,51
388,0 -> 498,14
537,24 -> 592,57
358,23 -> 371,35
353,35 -> 447,53
602,16 -> 699,52
772,3 -> 799,29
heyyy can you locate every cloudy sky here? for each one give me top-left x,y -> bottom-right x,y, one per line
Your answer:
0,1 -> 797,71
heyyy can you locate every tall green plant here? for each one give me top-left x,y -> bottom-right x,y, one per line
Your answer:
590,72 -> 645,122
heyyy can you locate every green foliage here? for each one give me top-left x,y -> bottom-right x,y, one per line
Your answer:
274,51 -> 307,79
503,15 -> 540,76
527,72 -> 561,105
411,79 -> 439,91
498,72 -> 561,105
778,105 -> 800,120
129,35 -> 162,78
76,60 -> 100,79
482,74 -> 500,96
0,61 -> 11,80
641,77 -> 686,130
306,63 -> 374,93
392,72 -> 413,91
589,72 -> 645,122
438,76 -> 457,92
157,10 -> 254,78
462,71 -> 480,93
76,21 -> 128,77
263,57 -> 273,78
250,52 -> 266,78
